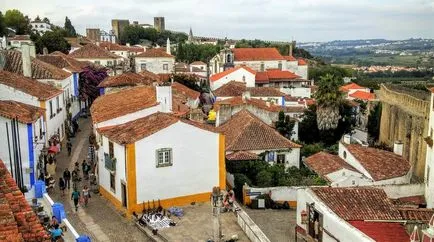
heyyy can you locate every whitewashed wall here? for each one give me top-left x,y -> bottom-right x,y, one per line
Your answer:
233,60 -> 283,72
0,84 -> 40,107
135,57 -> 174,74
211,68 -> 256,90
426,92 -> 434,208
95,105 -> 161,129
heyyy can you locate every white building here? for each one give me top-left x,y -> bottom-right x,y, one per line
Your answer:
190,61 -> 207,71
341,82 -> 375,101
304,137 -> 412,187
217,109 -> 301,169
210,66 -> 256,90
134,48 -> 175,74
100,30 -> 116,43
296,187 -> 410,241
99,42 -> 144,59
425,89 -> 434,208
172,82 -> 200,109
0,100 -> 45,191
30,20 -> 51,34
7,35 -> 33,49
96,112 -> 225,215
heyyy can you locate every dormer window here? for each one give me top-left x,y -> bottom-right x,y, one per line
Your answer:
242,75 -> 246,83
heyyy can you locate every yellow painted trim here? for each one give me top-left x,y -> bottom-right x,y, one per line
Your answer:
126,143 -> 137,214
39,101 -> 46,120
128,192 -> 212,215
99,186 -> 122,208
219,134 -> 226,189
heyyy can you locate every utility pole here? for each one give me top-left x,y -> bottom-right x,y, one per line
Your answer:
211,186 -> 222,242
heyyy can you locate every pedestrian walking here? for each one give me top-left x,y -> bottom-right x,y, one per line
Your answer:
67,139 -> 72,156
71,189 -> 81,212
63,168 -> 71,189
49,224 -> 63,241
59,178 -> 66,196
83,162 -> 90,180
82,185 -> 91,207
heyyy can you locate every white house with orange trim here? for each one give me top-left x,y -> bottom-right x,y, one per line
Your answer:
210,66 -> 256,90
96,112 -> 225,215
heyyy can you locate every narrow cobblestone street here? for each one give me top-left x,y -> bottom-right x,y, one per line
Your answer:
49,117 -> 151,242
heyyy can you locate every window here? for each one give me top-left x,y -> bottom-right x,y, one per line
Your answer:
427,166 -> 430,184
242,75 -> 246,83
277,154 -> 285,164
94,61 -> 100,65
61,124 -> 64,137
226,54 -> 232,63
260,62 -> 265,72
342,171 -> 346,176
343,151 -> 347,159
352,180 -> 356,185
156,148 -> 172,167
107,61 -> 113,66
214,60 -> 217,73
110,173 -> 115,191
49,100 -> 53,118
278,62 -> 282,70
39,119 -> 43,139
109,141 -> 114,158
163,64 -> 168,71
141,63 -> 147,71
56,96 -> 60,113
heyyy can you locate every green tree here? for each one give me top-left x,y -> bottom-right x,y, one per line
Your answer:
4,9 -> 30,34
175,43 -> 220,63
300,143 -> 325,158
42,17 -> 50,24
256,170 -> 273,187
315,74 -> 345,130
309,65 -> 352,81
120,25 -> 145,45
275,111 -> 295,139
0,12 -> 6,36
64,16 -> 76,37
35,31 -> 71,54
367,102 -> 382,143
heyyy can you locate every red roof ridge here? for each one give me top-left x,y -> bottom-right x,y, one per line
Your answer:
135,48 -> 174,58
69,43 -> 121,59
210,66 -> 256,82
0,100 -> 45,123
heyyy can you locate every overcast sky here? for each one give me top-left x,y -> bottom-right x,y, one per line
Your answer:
1,0 -> 433,42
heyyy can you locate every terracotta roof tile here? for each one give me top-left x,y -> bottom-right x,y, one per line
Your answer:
398,208 -> 434,222
311,187 -> 403,220
172,82 -> 200,100
345,144 -> 411,181
281,106 -> 306,113
214,81 -> 285,97
349,90 -> 376,101
99,42 -> 144,52
8,35 -> 31,41
0,159 -> 50,241
0,100 -> 45,123
0,70 -> 62,100
3,50 -> 72,80
226,151 -> 259,161
297,58 -> 308,65
249,87 -> 286,97
213,96 -> 282,113
304,152 -> 359,177
210,66 -> 256,82
138,70 -> 162,83
135,48 -> 174,58
255,69 -> 301,83
396,195 -> 426,206
37,52 -> 89,73
283,55 -> 297,61
348,221 -> 409,242
217,110 -> 301,151
98,112 -> 217,144
69,43 -> 121,59
91,86 -> 157,123
98,72 -> 156,88
340,82 -> 364,92
158,73 -> 172,82
233,48 -> 284,61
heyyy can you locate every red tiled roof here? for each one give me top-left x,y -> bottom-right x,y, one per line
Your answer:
281,106 -> 306,113
172,82 -> 200,100
255,69 -> 301,83
0,159 -> 50,241
98,72 -> 156,88
233,48 -> 284,61
99,42 -> 144,52
190,61 -> 206,66
210,66 -> 256,82
69,43 -> 121,59
91,86 -> 157,123
345,144 -> 411,181
397,195 -> 426,206
98,112 -> 217,144
340,82 -> 364,92
4,50 -> 72,80
297,58 -> 308,66
135,48 -> 174,58
37,52 -> 89,73
213,81 -> 285,97
9,35 -> 31,41
349,90 -> 376,101
226,151 -> 259,161
304,152 -> 358,177
311,187 -> 403,220
0,70 -> 62,101
0,100 -> 45,123
398,208 -> 434,222
213,96 -> 282,113
138,70 -> 162,83
349,221 -> 409,242
158,73 -> 172,82
283,55 -> 297,61
217,110 -> 301,151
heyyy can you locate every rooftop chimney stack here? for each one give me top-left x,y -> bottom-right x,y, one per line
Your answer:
242,91 -> 251,101
42,47 -> 48,55
393,141 -> 403,156
343,134 -> 351,144
29,43 -> 36,58
166,38 -> 171,55
96,42 -> 100,47
126,43 -> 130,47
289,43 -> 293,56
156,85 -> 172,113
21,43 -> 32,78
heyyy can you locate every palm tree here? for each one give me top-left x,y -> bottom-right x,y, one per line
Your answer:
315,74 -> 344,130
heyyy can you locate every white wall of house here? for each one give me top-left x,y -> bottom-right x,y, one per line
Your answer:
45,94 -> 66,141
254,96 -> 285,106
73,58 -> 122,69
134,121 -> 220,202
0,84 -> 40,106
233,60 -> 285,72
95,105 -> 161,129
296,189 -> 374,242
190,63 -> 207,71
235,148 -> 300,169
295,65 -> 308,80
216,105 -> 279,127
425,92 -> 434,208
327,169 -> 372,187
135,57 -> 174,74
211,69 -> 256,90
280,87 -> 311,98
9,40 -> 33,48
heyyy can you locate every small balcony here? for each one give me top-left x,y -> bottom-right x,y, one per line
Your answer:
104,153 -> 116,171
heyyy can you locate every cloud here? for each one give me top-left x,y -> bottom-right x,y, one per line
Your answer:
0,0 -> 433,41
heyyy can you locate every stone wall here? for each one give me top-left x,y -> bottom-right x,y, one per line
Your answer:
379,84 -> 429,179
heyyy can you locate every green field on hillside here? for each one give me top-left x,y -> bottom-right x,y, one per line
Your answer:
333,54 -> 434,67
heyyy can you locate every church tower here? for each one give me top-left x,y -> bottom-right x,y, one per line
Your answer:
221,38 -> 234,71
188,27 -> 195,44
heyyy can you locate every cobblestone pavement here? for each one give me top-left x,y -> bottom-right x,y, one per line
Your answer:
159,202 -> 249,241
244,207 -> 296,242
49,117 -> 151,242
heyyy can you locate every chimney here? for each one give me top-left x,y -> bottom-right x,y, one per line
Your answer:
265,101 -> 270,107
1,36 -> 7,50
343,134 -> 351,144
242,91 -> 251,101
217,103 -> 231,127
393,141 -> 403,156
21,43 -> 32,78
166,38 -> 171,55
126,43 -> 130,47
42,47 -> 48,55
96,42 -> 100,47
289,43 -> 293,56
156,85 -> 172,113
29,43 -> 36,58
361,142 -> 368,148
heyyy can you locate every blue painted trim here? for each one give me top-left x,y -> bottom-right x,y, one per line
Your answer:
27,123 -> 35,186
73,73 -> 79,96
99,87 -> 105,95
72,111 -> 81,121
281,96 -> 285,106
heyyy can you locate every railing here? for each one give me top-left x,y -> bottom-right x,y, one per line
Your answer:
104,153 -> 116,171
234,202 -> 270,242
